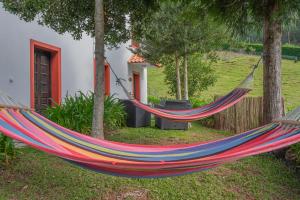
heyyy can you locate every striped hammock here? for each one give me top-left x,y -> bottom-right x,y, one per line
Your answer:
118,66 -> 256,122
1,107 -> 300,178
132,87 -> 250,121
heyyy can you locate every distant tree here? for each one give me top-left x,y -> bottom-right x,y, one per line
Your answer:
2,0 -> 157,138
137,1 -> 226,100
163,53 -> 217,98
201,0 -> 300,123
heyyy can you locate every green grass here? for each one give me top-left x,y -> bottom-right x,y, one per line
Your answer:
148,52 -> 300,110
1,124 -> 300,199
1,52 -> 300,199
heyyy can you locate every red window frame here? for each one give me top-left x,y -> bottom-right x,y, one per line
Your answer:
93,59 -> 110,96
30,39 -> 61,109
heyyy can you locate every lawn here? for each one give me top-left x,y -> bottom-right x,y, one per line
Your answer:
1,52 -> 300,199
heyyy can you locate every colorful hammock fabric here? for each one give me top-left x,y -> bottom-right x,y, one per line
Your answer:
120,67 -> 256,122
132,87 -> 250,121
1,106 -> 300,178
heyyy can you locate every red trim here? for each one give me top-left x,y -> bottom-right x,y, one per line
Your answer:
93,58 -> 110,96
133,72 -> 141,101
30,39 -> 61,109
104,65 -> 110,96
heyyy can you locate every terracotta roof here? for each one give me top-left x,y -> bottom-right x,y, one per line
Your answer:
128,54 -> 146,64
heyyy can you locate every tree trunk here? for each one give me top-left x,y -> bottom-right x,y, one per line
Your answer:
175,51 -> 182,100
183,48 -> 188,100
92,0 -> 105,139
263,1 -> 283,124
287,31 -> 291,44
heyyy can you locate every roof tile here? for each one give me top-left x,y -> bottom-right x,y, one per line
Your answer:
128,54 -> 146,64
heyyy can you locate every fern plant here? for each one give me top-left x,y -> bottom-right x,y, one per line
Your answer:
45,92 -> 126,134
0,133 -> 16,166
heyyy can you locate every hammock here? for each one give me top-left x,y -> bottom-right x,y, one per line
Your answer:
110,58 -> 261,122
1,103 -> 300,178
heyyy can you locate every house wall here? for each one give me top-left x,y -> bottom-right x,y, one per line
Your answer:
105,43 -> 148,104
0,4 -> 94,107
0,4 -> 149,108
105,42 -> 132,100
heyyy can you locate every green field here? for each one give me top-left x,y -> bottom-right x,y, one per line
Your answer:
148,52 -> 300,110
1,53 -> 300,199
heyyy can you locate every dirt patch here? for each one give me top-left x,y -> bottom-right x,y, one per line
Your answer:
207,166 -> 236,177
102,188 -> 149,200
225,186 -> 255,200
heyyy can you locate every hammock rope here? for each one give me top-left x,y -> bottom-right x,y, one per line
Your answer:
0,90 -> 300,178
107,56 -> 262,121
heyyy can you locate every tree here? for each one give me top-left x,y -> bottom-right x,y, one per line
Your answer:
163,53 -> 217,98
137,1 -> 226,100
201,0 -> 300,123
2,0 -> 157,138
93,0 -> 105,138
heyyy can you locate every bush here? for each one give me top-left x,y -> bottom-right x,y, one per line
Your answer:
46,92 -> 127,134
0,133 -> 16,166
189,97 -> 210,108
243,43 -> 300,59
189,98 -> 215,127
104,95 -> 127,131
148,96 -> 161,105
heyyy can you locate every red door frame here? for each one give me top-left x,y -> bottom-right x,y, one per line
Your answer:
133,72 -> 141,101
30,39 -> 62,109
93,59 -> 110,96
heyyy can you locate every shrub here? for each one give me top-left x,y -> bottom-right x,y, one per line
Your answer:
46,92 -> 126,134
189,98 -> 215,127
0,133 -> 16,166
243,43 -> 300,59
189,97 -> 209,108
148,96 -> 162,105
104,95 -> 127,131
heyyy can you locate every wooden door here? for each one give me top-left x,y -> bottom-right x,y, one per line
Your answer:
34,50 -> 52,113
133,73 -> 141,101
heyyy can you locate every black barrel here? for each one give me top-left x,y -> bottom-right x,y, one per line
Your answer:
121,100 -> 151,128
155,100 -> 192,130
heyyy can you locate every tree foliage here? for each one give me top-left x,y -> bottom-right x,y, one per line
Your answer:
137,0 -> 226,62
2,0 -> 157,46
200,0 -> 300,35
2,0 -> 157,138
199,0 -> 300,123
136,0 -> 227,99
163,53 -> 217,97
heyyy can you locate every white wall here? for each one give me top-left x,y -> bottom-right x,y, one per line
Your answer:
105,41 -> 149,104
0,3 -> 149,107
0,4 -> 94,107
105,42 -> 132,100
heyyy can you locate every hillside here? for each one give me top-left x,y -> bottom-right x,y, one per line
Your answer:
148,52 -> 300,110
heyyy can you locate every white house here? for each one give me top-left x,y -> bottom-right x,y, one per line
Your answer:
0,4 -> 150,113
